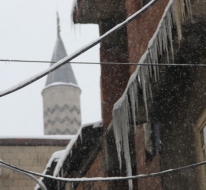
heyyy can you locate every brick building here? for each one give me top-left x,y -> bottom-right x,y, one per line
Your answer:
38,0 -> 206,190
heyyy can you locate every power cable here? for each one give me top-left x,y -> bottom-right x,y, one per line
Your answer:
0,159 -> 206,182
0,160 -> 47,190
0,59 -> 53,63
0,0 -> 158,97
1,59 -> 206,66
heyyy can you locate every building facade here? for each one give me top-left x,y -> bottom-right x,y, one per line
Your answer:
38,0 -> 206,190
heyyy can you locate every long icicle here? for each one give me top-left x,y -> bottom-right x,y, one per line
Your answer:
112,1 -> 192,189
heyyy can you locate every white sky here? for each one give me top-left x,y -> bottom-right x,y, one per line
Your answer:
0,0 -> 101,136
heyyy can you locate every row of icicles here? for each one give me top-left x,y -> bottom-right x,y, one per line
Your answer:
112,0 -> 192,189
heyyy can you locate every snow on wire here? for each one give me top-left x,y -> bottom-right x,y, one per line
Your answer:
0,0 -> 158,97
0,160 -> 47,190
112,0 -> 191,189
3,59 -> 206,66
0,159 -> 206,182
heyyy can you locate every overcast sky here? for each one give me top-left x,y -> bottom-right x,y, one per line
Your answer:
0,0 -> 101,136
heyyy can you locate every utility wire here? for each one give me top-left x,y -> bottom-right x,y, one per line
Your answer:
0,0 -> 158,97
0,160 -> 47,190
1,59 -> 206,66
0,159 -> 205,182
0,59 -> 53,63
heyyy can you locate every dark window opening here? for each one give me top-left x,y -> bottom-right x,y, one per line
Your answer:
144,122 -> 161,161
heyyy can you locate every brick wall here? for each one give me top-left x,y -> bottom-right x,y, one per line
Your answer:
100,18 -> 130,130
0,139 -> 68,190
126,0 -> 169,73
76,151 -> 108,190
134,125 -> 162,190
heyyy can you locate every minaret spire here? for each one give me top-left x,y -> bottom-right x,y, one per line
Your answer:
57,12 -> 60,37
42,12 -> 81,135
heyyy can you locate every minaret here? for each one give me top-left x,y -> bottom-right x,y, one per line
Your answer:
42,13 -> 81,135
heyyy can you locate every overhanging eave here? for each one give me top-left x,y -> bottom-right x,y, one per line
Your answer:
73,0 -> 126,24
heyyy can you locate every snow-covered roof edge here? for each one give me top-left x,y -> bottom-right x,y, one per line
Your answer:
34,120 -> 103,189
34,150 -> 65,190
82,120 -> 103,128
0,135 -> 76,140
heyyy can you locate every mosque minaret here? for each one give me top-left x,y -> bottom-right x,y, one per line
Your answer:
42,13 -> 81,135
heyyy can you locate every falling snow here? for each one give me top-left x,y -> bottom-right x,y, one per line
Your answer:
112,1 -> 191,189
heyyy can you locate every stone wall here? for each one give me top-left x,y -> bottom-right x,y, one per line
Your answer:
0,138 -> 68,190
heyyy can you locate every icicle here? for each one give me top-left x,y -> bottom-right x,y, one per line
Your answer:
185,0 -> 192,19
113,95 -> 133,190
145,65 -> 153,103
154,39 -> 160,80
125,93 -> 133,126
158,30 -> 163,56
133,78 -> 139,120
166,8 -> 174,63
122,95 -> 133,190
154,38 -> 159,63
113,107 -> 123,169
140,67 -> 148,121
129,84 -> 136,127
137,72 -> 142,88
112,1 -> 192,190
174,0 -> 182,41
148,55 -> 153,78
70,0 -> 78,28
163,19 -> 170,63
149,48 -> 157,82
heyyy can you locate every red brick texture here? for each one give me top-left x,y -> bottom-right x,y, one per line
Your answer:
101,47 -> 130,130
76,1 -> 172,190
134,125 -> 162,190
126,0 -> 169,73
76,151 -> 108,190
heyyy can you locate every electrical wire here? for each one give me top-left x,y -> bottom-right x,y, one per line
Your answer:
0,160 -> 47,190
1,59 -> 206,66
0,0 -> 158,97
0,159 -> 205,182
0,59 -> 53,63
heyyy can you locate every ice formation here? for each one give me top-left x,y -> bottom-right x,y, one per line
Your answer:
112,0 -> 192,189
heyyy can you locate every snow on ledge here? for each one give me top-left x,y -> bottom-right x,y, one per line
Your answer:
34,150 -> 65,190
42,82 -> 81,91
47,150 -> 65,166
0,135 -> 76,140
82,120 -> 103,128
35,121 -> 102,189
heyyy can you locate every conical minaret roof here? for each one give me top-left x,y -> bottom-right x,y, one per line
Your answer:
45,13 -> 77,86
42,13 -> 81,136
